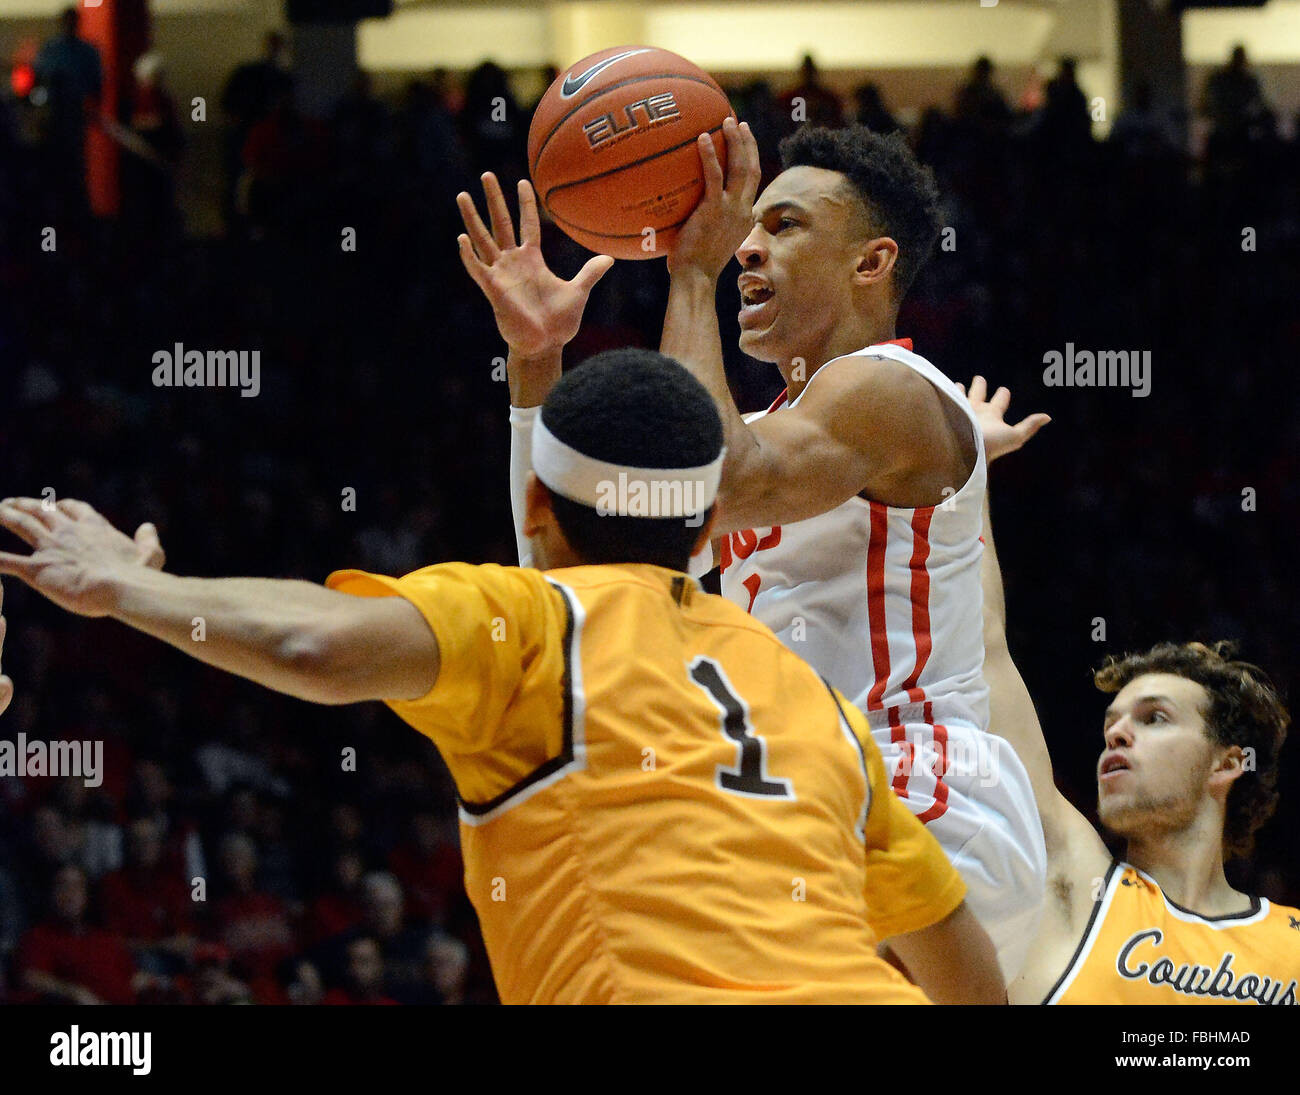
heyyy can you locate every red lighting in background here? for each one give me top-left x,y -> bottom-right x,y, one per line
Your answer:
11,62 -> 35,98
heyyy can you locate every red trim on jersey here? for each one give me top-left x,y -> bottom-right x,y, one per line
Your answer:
914,722 -> 951,824
900,508 -> 934,703
864,501 -> 892,711
887,707 -> 910,798
762,339 -> 913,415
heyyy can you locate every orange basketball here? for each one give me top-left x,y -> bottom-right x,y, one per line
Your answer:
528,45 -> 735,261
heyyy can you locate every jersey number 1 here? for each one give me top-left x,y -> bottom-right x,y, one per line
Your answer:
689,658 -> 794,799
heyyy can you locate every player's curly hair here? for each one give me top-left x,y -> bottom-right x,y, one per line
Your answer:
1093,641 -> 1289,860
540,348 -> 723,572
778,124 -> 944,299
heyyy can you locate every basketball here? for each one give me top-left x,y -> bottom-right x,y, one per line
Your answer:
528,46 -> 735,261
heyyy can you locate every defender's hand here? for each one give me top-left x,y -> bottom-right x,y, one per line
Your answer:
959,376 -> 1051,464
0,498 -> 166,618
665,117 -> 761,279
457,173 -> 613,358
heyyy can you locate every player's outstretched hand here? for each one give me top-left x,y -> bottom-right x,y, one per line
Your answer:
959,376 -> 1051,464
0,580 -> 13,716
667,116 -> 761,279
0,498 -> 166,619
457,173 -> 614,358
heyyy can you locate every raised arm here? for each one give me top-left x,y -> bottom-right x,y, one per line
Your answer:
884,900 -> 1005,1005
0,498 -> 437,707
963,380 -> 1107,866
456,174 -> 613,565
659,118 -> 760,474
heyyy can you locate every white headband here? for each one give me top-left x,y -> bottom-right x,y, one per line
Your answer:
532,416 -> 725,518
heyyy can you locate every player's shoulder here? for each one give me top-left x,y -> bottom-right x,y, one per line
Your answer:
383,561 -> 563,614
804,346 -> 963,418
404,559 -> 548,590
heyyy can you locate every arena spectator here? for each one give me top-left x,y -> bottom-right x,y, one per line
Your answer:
777,53 -> 845,130
386,810 -> 461,927
17,865 -> 139,1004
853,82 -> 901,134
210,831 -> 295,999
33,6 -> 102,211
98,816 -> 196,974
1199,43 -> 1272,148
322,936 -> 399,1005
302,847 -> 366,946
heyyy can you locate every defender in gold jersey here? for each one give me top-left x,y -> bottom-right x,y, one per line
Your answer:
967,377 -> 1298,1005
0,352 -> 1005,1004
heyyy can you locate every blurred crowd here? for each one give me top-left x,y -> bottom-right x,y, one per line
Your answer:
0,18 -> 1298,1004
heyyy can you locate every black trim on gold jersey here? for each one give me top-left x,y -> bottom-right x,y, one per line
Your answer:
458,580 -> 581,821
1160,884 -> 1262,923
1043,859 -> 1119,1004
822,677 -> 872,840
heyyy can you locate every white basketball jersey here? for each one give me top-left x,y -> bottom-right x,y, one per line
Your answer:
716,340 -> 989,728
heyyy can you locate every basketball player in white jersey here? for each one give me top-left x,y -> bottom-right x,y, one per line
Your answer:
456,120 -> 1047,983
969,377 -> 1298,1005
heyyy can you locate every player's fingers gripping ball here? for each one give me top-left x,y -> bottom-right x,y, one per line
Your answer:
528,46 -> 735,261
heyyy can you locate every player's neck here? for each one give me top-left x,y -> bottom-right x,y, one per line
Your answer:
779,316 -> 898,402
1123,829 -> 1246,915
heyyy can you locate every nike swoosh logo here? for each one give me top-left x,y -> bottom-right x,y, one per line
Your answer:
560,48 -> 653,98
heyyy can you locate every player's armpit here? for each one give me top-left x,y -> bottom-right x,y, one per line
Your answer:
881,900 -> 1007,1005
715,356 -> 970,534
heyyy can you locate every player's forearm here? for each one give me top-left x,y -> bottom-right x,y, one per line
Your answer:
661,269 -> 761,508
506,347 -> 562,408
884,901 -> 1007,1004
107,569 -> 349,704
661,269 -> 757,446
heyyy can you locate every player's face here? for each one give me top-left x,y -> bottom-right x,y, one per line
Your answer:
1095,673 -> 1220,840
735,167 -> 872,365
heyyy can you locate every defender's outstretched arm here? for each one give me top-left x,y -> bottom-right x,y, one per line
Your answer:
0,498 -> 437,706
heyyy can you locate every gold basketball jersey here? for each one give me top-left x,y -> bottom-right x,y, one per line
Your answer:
1048,861 -> 1300,1005
327,561 -> 966,1004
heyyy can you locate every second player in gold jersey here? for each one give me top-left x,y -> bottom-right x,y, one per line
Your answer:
1047,862 -> 1300,1005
